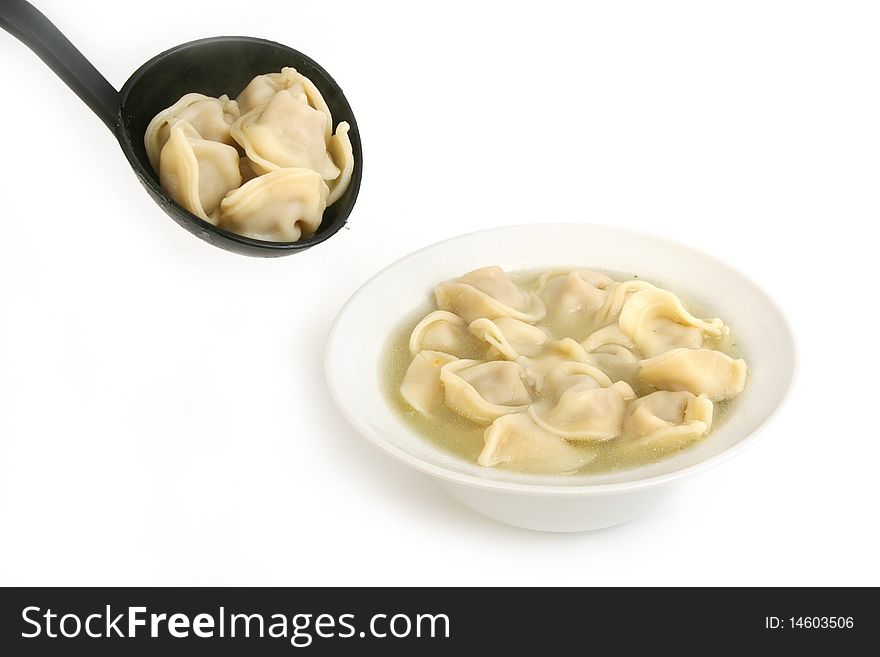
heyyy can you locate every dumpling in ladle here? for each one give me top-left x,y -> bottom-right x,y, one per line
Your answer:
217,168 -> 328,242
145,67 -> 355,242
158,120 -> 241,222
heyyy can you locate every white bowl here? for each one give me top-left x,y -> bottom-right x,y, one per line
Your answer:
325,224 -> 795,532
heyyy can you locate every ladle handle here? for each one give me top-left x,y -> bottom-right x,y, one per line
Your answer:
0,0 -> 120,130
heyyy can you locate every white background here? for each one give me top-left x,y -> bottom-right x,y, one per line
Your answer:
0,0 -> 878,586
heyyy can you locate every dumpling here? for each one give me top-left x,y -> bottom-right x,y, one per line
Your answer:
638,348 -> 747,400
580,324 -> 644,390
236,67 -> 332,135
541,361 -> 613,397
515,338 -> 588,392
581,323 -> 635,353
586,346 -> 643,391
529,379 -> 636,441
237,68 -> 306,114
589,279 -> 655,332
158,120 -> 242,222
538,269 -> 615,339
409,311 -> 484,359
619,288 -> 724,357
435,266 -> 546,323
216,167 -> 328,242
144,69 -> 357,243
145,93 -> 239,172
623,390 -> 714,449
529,361 -> 631,441
326,122 -> 354,206
479,413 -> 594,474
440,359 -> 531,424
468,317 -> 548,360
239,157 -> 260,184
230,89 -> 340,180
400,350 -> 458,416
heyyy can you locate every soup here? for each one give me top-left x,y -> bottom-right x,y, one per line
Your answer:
383,266 -> 747,475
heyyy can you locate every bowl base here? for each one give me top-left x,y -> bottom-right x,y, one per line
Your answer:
437,479 -> 674,532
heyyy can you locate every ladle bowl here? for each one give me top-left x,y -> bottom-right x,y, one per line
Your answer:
0,0 -> 362,257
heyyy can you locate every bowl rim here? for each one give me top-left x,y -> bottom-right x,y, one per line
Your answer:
325,223 -> 796,497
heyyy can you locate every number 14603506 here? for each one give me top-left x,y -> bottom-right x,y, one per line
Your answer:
765,617 -> 854,629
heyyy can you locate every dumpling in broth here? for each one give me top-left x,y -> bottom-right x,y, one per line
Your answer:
216,167 -> 328,242
580,323 -> 635,353
479,413 -> 594,474
623,390 -> 714,449
158,120 -> 242,222
400,350 -> 458,416
529,369 -> 636,442
638,348 -> 747,400
468,317 -> 548,360
440,359 -> 531,424
589,279 -> 655,333
231,89 -> 340,180
586,346 -> 643,392
409,311 -> 484,359
619,288 -> 724,357
538,269 -> 615,339
515,338 -> 588,392
435,266 -> 546,323
581,324 -> 644,391
541,361 -> 612,397
145,93 -> 239,172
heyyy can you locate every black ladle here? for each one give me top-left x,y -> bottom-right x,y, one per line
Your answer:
0,0 -> 362,257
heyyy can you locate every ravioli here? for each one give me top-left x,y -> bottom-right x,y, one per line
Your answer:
391,266 -> 748,475
145,67 -> 355,242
